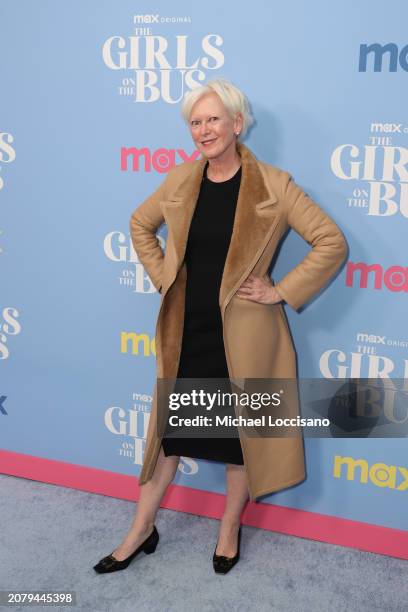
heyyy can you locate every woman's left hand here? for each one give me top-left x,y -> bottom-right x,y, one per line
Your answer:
236,273 -> 283,305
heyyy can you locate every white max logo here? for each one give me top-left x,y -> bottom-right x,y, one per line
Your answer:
134,15 -> 160,24
371,123 -> 403,133
333,455 -> 408,490
356,333 -> 385,344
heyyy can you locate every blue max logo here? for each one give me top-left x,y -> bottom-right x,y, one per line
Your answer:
0,395 -> 7,415
359,43 -> 408,72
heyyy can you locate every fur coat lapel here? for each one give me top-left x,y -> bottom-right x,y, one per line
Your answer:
160,142 -> 279,313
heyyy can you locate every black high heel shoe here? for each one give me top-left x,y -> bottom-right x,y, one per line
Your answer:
93,525 -> 159,574
213,526 -> 241,574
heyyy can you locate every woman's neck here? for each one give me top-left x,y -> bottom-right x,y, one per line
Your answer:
206,147 -> 242,183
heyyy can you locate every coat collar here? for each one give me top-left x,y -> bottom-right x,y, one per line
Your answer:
160,142 -> 280,315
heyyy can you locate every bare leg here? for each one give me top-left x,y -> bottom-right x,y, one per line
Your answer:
215,463 -> 249,557
112,447 -> 179,560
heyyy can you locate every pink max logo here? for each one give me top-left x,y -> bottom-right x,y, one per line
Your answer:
121,147 -> 200,173
346,262 -> 408,291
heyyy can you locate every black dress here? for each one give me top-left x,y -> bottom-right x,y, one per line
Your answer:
161,161 -> 244,465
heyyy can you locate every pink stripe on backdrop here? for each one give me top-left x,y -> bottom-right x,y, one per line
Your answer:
1,449 -> 407,560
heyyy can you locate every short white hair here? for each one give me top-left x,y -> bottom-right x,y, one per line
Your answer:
181,78 -> 254,139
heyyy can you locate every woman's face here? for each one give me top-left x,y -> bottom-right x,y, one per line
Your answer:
188,91 -> 243,161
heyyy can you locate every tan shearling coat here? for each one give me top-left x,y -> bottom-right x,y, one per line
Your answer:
129,142 -> 347,501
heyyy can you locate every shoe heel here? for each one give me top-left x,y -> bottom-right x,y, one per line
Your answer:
143,541 -> 158,554
143,528 -> 159,555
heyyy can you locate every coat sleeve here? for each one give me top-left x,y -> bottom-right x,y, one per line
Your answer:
274,172 -> 348,311
129,176 -> 169,294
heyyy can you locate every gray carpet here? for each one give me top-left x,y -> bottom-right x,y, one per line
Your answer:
0,473 -> 406,612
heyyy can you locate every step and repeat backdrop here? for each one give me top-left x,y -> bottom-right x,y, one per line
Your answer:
1,1 -> 407,554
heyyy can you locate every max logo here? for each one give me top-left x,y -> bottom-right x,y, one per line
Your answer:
121,147 -> 200,173
346,262 -> 408,292
133,14 -> 159,24
359,43 -> 408,72
0,395 -> 7,415
333,455 -> 408,490
371,123 -> 402,133
120,332 -> 156,356
356,333 -> 385,344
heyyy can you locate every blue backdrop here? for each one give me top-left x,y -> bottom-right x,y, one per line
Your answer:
1,0 -> 407,533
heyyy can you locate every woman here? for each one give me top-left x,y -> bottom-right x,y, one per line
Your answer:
94,78 -> 347,575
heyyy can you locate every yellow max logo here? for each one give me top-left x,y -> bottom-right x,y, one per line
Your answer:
121,332 -> 156,356
333,455 -> 408,491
